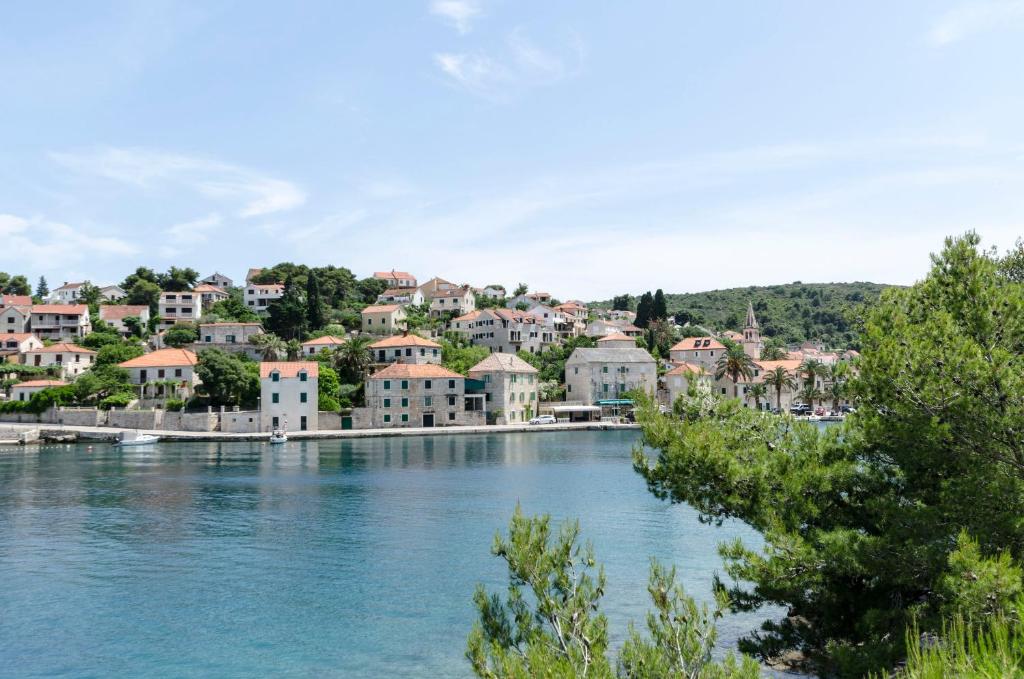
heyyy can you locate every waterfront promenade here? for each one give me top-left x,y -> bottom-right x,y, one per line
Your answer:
7,421 -> 640,444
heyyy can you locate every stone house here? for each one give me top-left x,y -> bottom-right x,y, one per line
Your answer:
23,342 -> 97,379
355,363 -> 483,429
260,361 -> 319,432
361,304 -> 408,335
467,353 -> 539,424
564,347 -> 657,405
369,334 -> 442,365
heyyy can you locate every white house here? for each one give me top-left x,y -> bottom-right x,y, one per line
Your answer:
301,335 -> 346,357
200,272 -> 234,289
193,284 -> 230,309
361,305 -> 408,335
373,270 -> 417,289
450,309 -> 554,355
118,348 -> 200,399
23,342 -> 97,379
99,285 -> 127,302
30,304 -> 91,340
428,286 -> 476,318
11,379 -> 68,402
158,291 -> 202,330
47,282 -> 84,303
369,334 -> 442,365
665,362 -> 712,407
0,333 -> 44,363
468,353 -> 539,424
564,347 -> 657,405
244,283 -> 284,311
260,361 -> 319,432
481,285 -> 506,299
668,336 -> 727,371
376,287 -> 426,306
99,305 -> 151,336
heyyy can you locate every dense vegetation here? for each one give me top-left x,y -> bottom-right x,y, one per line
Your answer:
597,282 -> 892,348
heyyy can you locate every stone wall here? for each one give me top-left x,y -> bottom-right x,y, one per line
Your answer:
57,408 -> 104,426
162,410 -> 218,432
0,409 -> 59,424
222,410 -> 260,433
318,411 -> 342,430
107,409 -> 163,430
350,407 -> 373,430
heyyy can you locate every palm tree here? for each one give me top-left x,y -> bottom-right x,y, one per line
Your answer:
285,339 -> 302,361
715,342 -> 755,387
825,361 -> 850,412
250,333 -> 285,361
746,383 -> 768,411
333,335 -> 374,384
800,358 -> 825,390
800,383 -> 823,411
763,366 -> 796,411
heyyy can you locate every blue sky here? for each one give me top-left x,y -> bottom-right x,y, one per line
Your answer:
2,1 -> 1023,299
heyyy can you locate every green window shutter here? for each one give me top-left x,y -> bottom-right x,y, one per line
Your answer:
401,414 -> 408,422
272,393 -> 279,403
383,380 -> 391,390
300,392 -> 307,403
384,414 -> 391,423
401,380 -> 409,389
401,397 -> 408,407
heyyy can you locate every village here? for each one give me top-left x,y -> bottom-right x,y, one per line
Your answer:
0,267 -> 857,438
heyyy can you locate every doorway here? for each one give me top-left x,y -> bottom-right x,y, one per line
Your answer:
422,413 -> 434,427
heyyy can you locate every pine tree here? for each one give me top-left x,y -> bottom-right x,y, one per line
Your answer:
36,276 -> 49,298
635,291 -> 654,328
305,271 -> 325,330
652,289 -> 668,320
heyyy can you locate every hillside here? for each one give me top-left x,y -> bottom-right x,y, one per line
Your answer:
593,282 -> 893,349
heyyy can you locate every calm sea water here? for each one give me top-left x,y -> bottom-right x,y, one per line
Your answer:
0,431 -> 778,678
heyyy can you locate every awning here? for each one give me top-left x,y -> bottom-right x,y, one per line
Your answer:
595,399 -> 634,406
551,405 -> 601,413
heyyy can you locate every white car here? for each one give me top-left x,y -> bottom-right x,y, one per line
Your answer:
529,415 -> 557,425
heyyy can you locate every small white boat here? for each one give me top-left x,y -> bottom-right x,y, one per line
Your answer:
269,428 -> 288,444
116,431 -> 160,446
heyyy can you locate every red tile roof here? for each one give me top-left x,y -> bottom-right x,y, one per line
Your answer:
597,332 -> 634,342
370,363 -> 463,379
666,362 -> 704,376
0,333 -> 36,342
670,336 -> 726,352
31,304 -> 89,315
193,284 -> 229,294
362,304 -> 402,313
373,271 -> 414,280
369,334 -> 440,348
13,380 -> 68,388
25,342 -> 95,355
0,295 -> 33,306
259,361 -> 319,379
119,348 -> 198,368
302,335 -> 346,346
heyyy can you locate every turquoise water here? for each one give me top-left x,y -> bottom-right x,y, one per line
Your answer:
0,432 -> 776,678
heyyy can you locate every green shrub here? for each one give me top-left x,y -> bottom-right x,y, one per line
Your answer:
98,393 -> 134,410
165,398 -> 185,411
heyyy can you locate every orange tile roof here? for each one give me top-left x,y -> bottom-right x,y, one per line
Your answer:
754,359 -> 804,374
302,335 -> 346,346
670,336 -> 726,352
248,283 -> 284,291
0,333 -> 36,342
31,304 -> 89,315
370,363 -> 463,379
25,342 -> 95,355
666,362 -> 704,376
373,271 -> 414,280
597,332 -> 634,342
13,379 -> 68,388
193,284 -> 228,294
99,305 -> 149,320
0,295 -> 33,306
362,304 -> 402,313
381,287 -> 417,296
260,361 -> 319,378
453,310 -> 482,322
119,348 -> 198,368
369,334 -> 440,348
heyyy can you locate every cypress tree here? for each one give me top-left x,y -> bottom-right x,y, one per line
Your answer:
652,289 -> 667,321
635,291 -> 654,328
36,276 -> 49,298
306,271 -> 325,330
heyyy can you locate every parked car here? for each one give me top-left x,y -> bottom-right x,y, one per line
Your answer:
840,405 -> 856,414
529,415 -> 557,425
790,403 -> 813,416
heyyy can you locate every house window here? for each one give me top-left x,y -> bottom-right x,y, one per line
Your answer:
384,414 -> 391,423
383,380 -> 391,390
158,369 -> 165,378
401,380 -> 408,389
205,335 -> 212,342
401,398 -> 408,408
300,393 -> 307,403
405,348 -> 412,357
573,367 -> 578,375
448,380 -> 455,389
425,380 -> 432,389
602,366 -> 608,373
448,396 -> 456,406
175,369 -> 182,377
272,416 -> 279,428
425,396 -> 432,407
272,393 -> 279,403
433,349 -> 438,357
299,372 -> 307,382
401,414 -> 408,423
272,372 -> 280,382
226,335 -> 236,344
603,384 -> 609,393
448,412 -> 455,421
384,398 -> 391,408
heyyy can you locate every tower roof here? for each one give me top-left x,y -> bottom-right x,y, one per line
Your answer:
745,301 -> 758,329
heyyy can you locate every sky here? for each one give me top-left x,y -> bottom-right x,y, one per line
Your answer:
1,1 -> 1023,300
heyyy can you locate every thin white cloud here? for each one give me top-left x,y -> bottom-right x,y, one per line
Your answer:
0,213 -> 139,272
927,0 -> 1024,46
167,213 -> 222,241
430,0 -> 481,34
433,30 -> 584,99
49,147 -> 307,218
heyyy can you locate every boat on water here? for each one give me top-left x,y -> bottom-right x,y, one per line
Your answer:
269,428 -> 288,444
115,431 -> 160,446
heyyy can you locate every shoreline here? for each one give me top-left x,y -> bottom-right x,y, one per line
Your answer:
13,421 -> 641,444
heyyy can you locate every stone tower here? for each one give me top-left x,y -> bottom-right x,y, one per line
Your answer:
742,300 -> 761,360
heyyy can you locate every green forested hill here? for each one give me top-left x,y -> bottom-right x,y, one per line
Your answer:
594,282 -> 893,348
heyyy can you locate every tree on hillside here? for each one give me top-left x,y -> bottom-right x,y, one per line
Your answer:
35,276 -> 49,299
306,270 -> 325,330
196,349 -> 259,407
513,282 -> 528,297
652,288 -> 668,321
0,272 -> 31,296
264,277 -> 307,340
333,335 -> 374,384
440,341 -> 488,376
612,293 -> 633,311
762,365 -> 795,411
126,279 -> 161,316
250,333 -> 285,361
635,291 -> 654,328
759,337 -> 788,361
121,267 -> 159,290
635,233 -> 1024,675
159,267 -> 200,292
78,281 -> 102,309
163,323 -> 198,348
